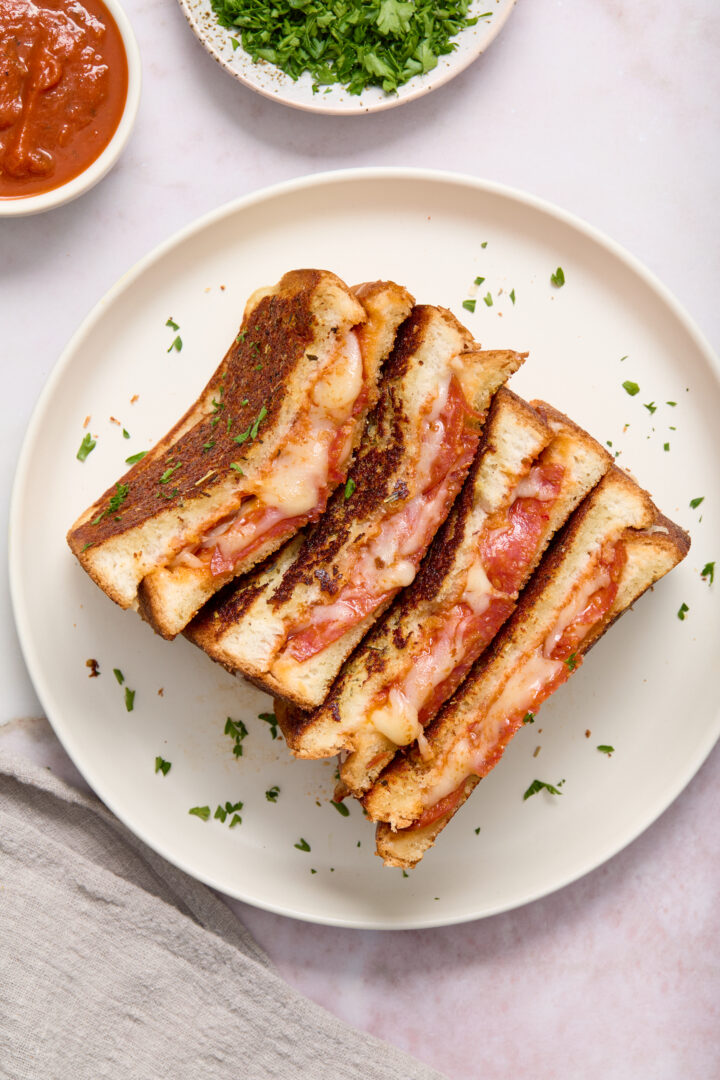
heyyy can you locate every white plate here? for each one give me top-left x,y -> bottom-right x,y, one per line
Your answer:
177,0 -> 517,115
10,169 -> 720,929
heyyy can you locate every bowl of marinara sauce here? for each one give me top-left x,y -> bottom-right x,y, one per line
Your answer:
0,0 -> 141,215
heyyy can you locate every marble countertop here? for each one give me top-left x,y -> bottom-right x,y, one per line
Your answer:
2,1 -> 719,1076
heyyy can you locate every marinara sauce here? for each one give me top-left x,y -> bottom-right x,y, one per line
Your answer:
0,0 -> 128,199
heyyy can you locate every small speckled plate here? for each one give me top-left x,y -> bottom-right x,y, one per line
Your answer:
177,0 -> 518,114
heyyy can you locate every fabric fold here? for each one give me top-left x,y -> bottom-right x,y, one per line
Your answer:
0,745 -> 445,1080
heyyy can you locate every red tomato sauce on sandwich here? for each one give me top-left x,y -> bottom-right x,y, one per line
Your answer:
409,541 -> 626,831
282,379 -> 481,663
0,0 -> 128,199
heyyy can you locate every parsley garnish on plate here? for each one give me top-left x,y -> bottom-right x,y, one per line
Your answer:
643,402 -> 657,415
77,433 -> 96,462
331,800 -> 350,816
689,496 -> 704,509
225,717 -> 249,757
622,380 -> 640,396
125,451 -> 147,465
294,838 -> 311,852
677,602 -> 689,620
188,806 -> 211,821
550,266 -> 565,288
482,292 -> 493,307
166,317 -> 179,331
462,299 -> 476,313
509,288 -> 516,305
597,745 -> 614,755
124,687 -> 135,712
167,336 -> 182,354
155,756 -> 171,776
209,0 -> 480,96
265,786 -> 280,802
523,779 -> 563,800
701,562 -> 715,585
259,711 -> 279,739
113,668 -> 124,684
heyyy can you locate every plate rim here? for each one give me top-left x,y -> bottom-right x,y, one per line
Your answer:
9,167 -> 720,929
175,0 -> 519,116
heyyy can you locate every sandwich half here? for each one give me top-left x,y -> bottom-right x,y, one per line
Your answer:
185,305 -> 527,710
363,466 -> 690,868
281,390 -> 612,797
67,270 -> 413,638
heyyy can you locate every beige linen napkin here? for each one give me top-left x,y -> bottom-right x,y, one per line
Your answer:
0,746 -> 445,1080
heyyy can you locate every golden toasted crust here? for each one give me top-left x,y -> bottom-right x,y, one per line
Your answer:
69,271 -> 359,550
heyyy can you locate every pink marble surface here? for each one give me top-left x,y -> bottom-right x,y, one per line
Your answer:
3,0 -> 720,1075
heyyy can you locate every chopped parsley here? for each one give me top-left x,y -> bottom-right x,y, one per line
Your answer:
550,266 -> 565,288
125,451 -> 147,465
482,292 -> 493,307
666,400 -> 677,407
167,336 -> 183,353
677,602 -> 689,621
509,288 -> 516,305
188,805 -> 211,821
689,496 -> 704,509
109,483 -> 129,513
229,462 -> 244,474
701,561 -> 715,585
209,0 -> 480,96
294,838 -> 311,852
474,276 -> 485,286
462,299 -> 476,313
522,712 -> 535,725
663,442 -> 670,452
124,687 -> 135,712
474,826 -> 481,835
265,785 -> 280,802
622,380 -> 640,396
225,716 -> 249,757
250,405 -> 267,440
259,711 -> 279,739
564,652 -> 578,671
76,433 -> 96,462
122,428 -> 130,439
113,668 -> 124,684
523,779 -> 563,800
481,241 -> 488,249
344,477 -> 356,500
331,800 -> 350,816
202,439 -> 216,452
155,756 -> 172,776
597,745 -> 614,755
166,317 -> 179,331
160,464 -> 181,484
215,800 -> 243,825
643,402 -> 657,415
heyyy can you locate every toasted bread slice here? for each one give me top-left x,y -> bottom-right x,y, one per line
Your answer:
365,467 -> 690,867
186,306 -> 526,709
286,392 -> 612,798
68,272 -> 413,638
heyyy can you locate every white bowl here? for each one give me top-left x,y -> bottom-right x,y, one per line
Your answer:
0,0 -> 141,217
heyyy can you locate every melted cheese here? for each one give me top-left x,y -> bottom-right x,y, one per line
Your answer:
369,688 -> 424,747
258,430 -> 333,517
311,330 -> 363,415
420,651 -> 565,808
542,564 -> 610,658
